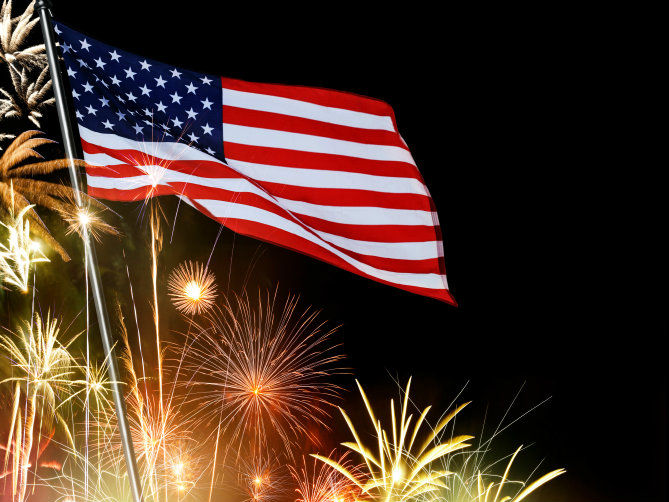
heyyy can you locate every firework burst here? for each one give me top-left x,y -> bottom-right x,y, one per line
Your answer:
290,451 -> 365,502
233,448 -> 289,502
56,197 -> 120,244
313,378 -> 473,502
179,290 -> 346,459
0,186 -> 49,292
2,63 -> 53,127
0,130 -> 95,261
451,445 -> 565,502
0,311 -> 79,502
437,389 -> 565,502
167,260 -> 217,316
114,124 -> 194,208
0,1 -> 46,70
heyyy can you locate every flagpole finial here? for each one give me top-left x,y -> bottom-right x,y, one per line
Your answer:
35,0 -> 53,9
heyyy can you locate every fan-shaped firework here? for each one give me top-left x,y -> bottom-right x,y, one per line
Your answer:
180,290 -> 346,457
0,130 -> 98,261
313,378 -> 473,502
168,260 -> 217,315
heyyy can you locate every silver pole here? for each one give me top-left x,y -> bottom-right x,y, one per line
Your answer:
35,2 -> 145,501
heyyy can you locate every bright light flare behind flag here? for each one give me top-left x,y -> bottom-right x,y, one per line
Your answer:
53,21 -> 456,305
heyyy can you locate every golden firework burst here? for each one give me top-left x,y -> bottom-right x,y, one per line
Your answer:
180,290 -> 345,457
167,261 -> 217,315
313,378 -> 473,502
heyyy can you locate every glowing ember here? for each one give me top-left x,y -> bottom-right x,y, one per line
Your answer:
77,210 -> 92,227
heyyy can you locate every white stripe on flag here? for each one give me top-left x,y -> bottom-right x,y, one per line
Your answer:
79,126 -> 217,163
195,198 -> 448,290
222,88 -> 396,131
273,197 -> 436,227
311,229 -> 441,260
86,172 -> 437,227
225,157 -> 428,195
222,123 -> 416,164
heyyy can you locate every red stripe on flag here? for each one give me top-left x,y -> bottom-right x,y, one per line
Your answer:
189,197 -> 455,305
222,105 -> 406,147
223,143 -> 422,179
221,77 -> 398,119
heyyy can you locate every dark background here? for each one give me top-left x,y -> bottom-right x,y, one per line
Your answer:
2,2 -> 666,501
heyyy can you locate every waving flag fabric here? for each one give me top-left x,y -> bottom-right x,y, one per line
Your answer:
53,21 -> 456,305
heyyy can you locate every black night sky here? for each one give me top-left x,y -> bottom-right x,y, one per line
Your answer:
2,2 -> 666,501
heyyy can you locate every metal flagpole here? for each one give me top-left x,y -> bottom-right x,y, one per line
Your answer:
35,2 -> 145,501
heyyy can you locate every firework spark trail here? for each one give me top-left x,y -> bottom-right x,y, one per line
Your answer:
122,250 -> 150,404
0,187 -> 49,293
56,186 -> 120,500
290,451 -> 365,502
104,311 -> 198,502
103,251 -> 212,501
121,126 -> 195,502
178,289 -> 346,462
113,122 -> 195,216
433,385 -> 564,502
313,378 -> 474,502
231,448 -> 289,502
0,312 -> 79,501
84,246 -> 90,501
149,202 -> 164,467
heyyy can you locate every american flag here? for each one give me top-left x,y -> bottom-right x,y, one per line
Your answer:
53,21 -> 455,305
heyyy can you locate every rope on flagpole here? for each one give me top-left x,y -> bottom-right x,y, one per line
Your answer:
35,2 -> 145,501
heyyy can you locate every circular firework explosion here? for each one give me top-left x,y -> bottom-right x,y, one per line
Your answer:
167,261 -> 218,315
180,290 -> 346,457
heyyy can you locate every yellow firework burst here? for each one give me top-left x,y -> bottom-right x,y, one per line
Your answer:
469,446 -> 564,502
441,438 -> 565,501
313,378 -> 473,502
0,187 -> 49,292
167,260 -> 217,315
0,311 -> 79,502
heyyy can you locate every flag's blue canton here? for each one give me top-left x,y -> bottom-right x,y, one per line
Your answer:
52,22 -> 222,159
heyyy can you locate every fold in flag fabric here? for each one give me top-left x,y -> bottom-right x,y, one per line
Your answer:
53,21 -> 456,305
